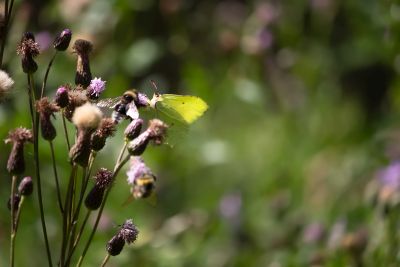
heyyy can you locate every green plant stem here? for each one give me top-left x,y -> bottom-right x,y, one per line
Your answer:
29,74 -> 53,267
10,196 -> 25,267
76,153 -> 130,267
60,164 -> 78,266
61,113 -> 71,150
0,0 -> 14,68
9,175 -> 17,267
100,254 -> 110,267
40,52 -> 57,98
50,141 -> 63,213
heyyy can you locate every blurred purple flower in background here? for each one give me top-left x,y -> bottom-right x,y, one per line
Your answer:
302,222 -> 326,245
377,161 -> 400,190
35,31 -> 52,50
219,192 -> 242,222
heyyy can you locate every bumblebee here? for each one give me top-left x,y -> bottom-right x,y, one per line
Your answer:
97,90 -> 140,124
131,174 -> 156,199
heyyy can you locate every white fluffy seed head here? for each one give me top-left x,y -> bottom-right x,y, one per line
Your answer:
0,70 -> 14,101
72,103 -> 103,129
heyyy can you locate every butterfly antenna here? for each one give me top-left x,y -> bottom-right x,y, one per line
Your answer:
150,80 -> 160,95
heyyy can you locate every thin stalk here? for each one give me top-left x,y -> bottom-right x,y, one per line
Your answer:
62,113 -> 71,151
10,196 -> 25,267
60,164 -> 78,266
29,74 -> 53,267
100,254 -> 110,267
76,154 -> 130,267
64,210 -> 91,266
50,141 -> 63,213
0,0 -> 14,68
9,174 -> 17,267
40,52 -> 57,98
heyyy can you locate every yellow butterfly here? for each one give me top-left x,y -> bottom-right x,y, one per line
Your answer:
149,93 -> 208,124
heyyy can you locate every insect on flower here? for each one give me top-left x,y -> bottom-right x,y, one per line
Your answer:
97,90 -> 140,124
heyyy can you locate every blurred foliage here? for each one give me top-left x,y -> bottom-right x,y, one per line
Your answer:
2,0 -> 400,266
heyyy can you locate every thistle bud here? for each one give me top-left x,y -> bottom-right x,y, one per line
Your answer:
73,39 -> 93,88
91,118 -> 116,151
53,29 -> 72,51
55,85 -> 70,108
7,194 -> 20,212
127,131 -> 151,156
85,168 -> 113,210
17,32 -> 40,74
36,98 -> 59,141
124,119 -> 143,140
106,234 -> 125,256
119,219 -> 139,244
135,92 -> 150,108
70,103 -> 103,166
87,77 -> 106,100
18,176 -> 33,196
5,128 -> 33,175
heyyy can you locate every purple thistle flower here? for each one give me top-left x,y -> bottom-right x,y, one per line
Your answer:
87,77 -> 106,99
126,157 -> 153,185
377,161 -> 400,190
119,219 -> 139,244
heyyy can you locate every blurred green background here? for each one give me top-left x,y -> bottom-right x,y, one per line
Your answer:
2,0 -> 400,266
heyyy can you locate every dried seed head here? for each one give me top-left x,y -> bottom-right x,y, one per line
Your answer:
63,89 -> 88,121
53,29 -> 72,51
69,131 -> 92,167
17,32 -> 40,73
0,70 -> 14,102
72,103 -> 102,130
124,119 -> 143,140
119,219 -> 139,244
55,85 -> 70,108
91,118 -> 116,151
106,234 -> 125,256
85,186 -> 105,210
87,77 -> 106,100
73,39 -> 93,87
5,128 -> 33,175
147,119 -> 168,145
18,176 -> 33,196
36,98 -> 59,140
7,193 -> 20,211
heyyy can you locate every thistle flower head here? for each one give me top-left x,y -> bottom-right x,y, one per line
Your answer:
5,127 -> 33,144
55,85 -> 70,108
36,97 -> 59,117
53,29 -> 72,51
147,119 -> 168,145
73,39 -> 93,88
17,32 -> 40,73
0,70 -> 14,101
94,168 -> 114,189
126,157 -> 153,185
63,89 -> 88,121
18,176 -> 33,196
136,92 -> 150,107
124,119 -> 143,140
119,219 -> 139,244
72,103 -> 103,130
91,118 -> 116,151
87,77 -> 106,100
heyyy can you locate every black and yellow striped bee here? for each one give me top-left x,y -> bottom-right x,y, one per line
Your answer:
131,173 -> 156,199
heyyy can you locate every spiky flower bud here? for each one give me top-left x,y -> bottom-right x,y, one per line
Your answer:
7,194 -> 20,212
70,103 -> 102,166
0,70 -> 14,102
17,32 -> 40,74
36,97 -> 59,140
73,39 -> 93,88
18,176 -> 33,196
106,219 -> 139,256
91,118 -> 116,151
85,168 -> 113,210
53,29 -> 72,51
124,119 -> 143,140
106,234 -> 125,256
87,77 -> 106,100
55,85 -> 70,108
127,119 -> 168,155
63,89 -> 87,121
5,128 -> 33,175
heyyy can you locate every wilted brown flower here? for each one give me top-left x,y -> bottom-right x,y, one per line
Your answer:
5,128 -> 33,175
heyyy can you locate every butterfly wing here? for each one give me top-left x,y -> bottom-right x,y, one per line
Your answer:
96,97 -> 121,109
156,94 -> 208,124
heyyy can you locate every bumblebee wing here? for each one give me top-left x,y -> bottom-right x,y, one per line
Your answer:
156,94 -> 208,124
96,97 -> 121,109
126,102 -> 139,120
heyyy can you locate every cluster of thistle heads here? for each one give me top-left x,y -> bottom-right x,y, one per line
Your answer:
3,28 -> 170,260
